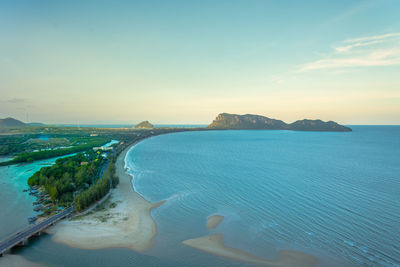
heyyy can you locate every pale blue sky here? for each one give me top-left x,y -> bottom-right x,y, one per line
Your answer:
1,0 -> 399,124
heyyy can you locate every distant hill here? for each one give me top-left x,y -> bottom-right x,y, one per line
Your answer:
134,121 -> 154,129
288,119 -> 351,131
0,117 -> 26,128
208,113 -> 287,130
207,113 -> 351,132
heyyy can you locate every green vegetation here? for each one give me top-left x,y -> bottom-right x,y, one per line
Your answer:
27,151 -> 106,206
75,158 -> 119,212
0,135 -> 32,155
0,136 -> 110,165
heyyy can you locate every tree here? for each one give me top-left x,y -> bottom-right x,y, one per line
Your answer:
48,185 -> 58,202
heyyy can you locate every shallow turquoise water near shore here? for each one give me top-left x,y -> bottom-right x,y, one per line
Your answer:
126,126 -> 400,266
0,156 -> 70,240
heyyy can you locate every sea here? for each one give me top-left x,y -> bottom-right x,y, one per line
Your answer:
0,126 -> 399,266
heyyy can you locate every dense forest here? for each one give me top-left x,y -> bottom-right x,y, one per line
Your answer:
75,158 -> 119,212
0,135 -> 35,155
28,151 -> 107,206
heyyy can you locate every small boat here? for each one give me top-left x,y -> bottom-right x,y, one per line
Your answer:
28,217 -> 37,224
33,205 -> 44,212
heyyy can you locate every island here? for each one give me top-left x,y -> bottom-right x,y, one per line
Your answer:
134,121 -> 154,129
207,113 -> 352,132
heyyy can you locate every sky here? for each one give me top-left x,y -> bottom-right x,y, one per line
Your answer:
0,0 -> 399,125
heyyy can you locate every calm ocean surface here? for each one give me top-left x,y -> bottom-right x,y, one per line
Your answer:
1,127 -> 399,266
126,126 -> 400,266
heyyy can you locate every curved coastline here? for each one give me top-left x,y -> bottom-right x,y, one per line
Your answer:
47,139 -> 164,252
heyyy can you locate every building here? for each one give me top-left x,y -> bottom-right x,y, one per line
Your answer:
93,146 -> 114,152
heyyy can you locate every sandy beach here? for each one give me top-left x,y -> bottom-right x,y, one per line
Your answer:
47,142 -> 163,252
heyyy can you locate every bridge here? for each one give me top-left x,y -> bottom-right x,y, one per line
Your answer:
0,206 -> 74,257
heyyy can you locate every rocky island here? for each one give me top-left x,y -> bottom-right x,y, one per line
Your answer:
207,113 -> 351,132
134,121 -> 154,129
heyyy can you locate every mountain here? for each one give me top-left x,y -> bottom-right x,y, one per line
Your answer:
288,119 -> 352,132
0,117 -> 26,128
207,113 -> 351,132
208,113 -> 287,130
134,121 -> 154,129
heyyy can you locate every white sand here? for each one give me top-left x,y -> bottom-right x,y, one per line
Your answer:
183,234 -> 319,267
206,215 -> 224,229
47,143 -> 163,252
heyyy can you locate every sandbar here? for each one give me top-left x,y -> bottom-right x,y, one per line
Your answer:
206,215 -> 224,229
182,234 -> 319,267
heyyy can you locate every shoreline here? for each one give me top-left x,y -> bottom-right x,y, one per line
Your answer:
47,138 -> 163,252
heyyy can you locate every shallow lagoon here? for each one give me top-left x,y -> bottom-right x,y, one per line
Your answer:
0,156 -> 65,240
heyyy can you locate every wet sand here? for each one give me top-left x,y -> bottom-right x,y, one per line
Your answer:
48,142 -> 163,252
184,214 -> 319,267
206,215 -> 224,229
183,234 -> 319,267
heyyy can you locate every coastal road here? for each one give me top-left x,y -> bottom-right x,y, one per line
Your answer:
0,206 -> 74,256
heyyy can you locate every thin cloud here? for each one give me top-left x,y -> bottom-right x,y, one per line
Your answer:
335,33 -> 400,53
335,40 -> 383,53
344,32 -> 400,44
300,33 -> 400,72
301,51 -> 400,71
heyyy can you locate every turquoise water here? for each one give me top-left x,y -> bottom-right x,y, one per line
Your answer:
103,139 -> 119,147
0,139 -> 118,241
126,127 -> 400,266
0,155 -> 75,240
